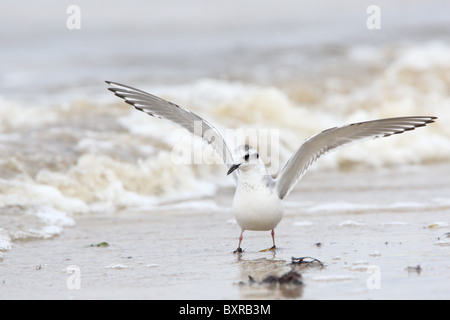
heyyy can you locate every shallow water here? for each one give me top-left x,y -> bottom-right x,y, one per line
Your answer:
0,1 -> 450,299
1,165 -> 449,299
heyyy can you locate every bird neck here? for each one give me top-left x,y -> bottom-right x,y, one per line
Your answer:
238,164 -> 273,187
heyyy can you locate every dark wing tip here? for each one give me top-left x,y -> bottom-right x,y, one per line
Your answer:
106,81 -> 122,94
387,116 -> 437,136
420,116 -> 437,123
415,116 -> 438,126
105,80 -> 122,87
107,87 -> 118,94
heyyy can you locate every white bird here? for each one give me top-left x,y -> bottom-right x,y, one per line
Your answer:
106,81 -> 437,253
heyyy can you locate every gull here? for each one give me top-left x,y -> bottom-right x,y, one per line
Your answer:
106,81 -> 437,253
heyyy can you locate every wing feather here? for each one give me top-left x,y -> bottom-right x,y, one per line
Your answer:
106,81 -> 235,176
275,116 -> 437,199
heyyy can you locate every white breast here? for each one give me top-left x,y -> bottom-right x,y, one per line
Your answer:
232,174 -> 284,231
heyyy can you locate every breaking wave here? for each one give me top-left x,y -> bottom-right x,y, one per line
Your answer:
1,41 -> 450,250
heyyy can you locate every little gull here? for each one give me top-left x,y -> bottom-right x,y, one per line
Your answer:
106,81 -> 437,253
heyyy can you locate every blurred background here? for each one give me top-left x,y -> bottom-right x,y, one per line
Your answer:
0,0 -> 449,247
2,0 -> 450,99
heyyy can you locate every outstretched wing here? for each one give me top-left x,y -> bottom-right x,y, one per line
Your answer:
106,81 -> 235,176
275,116 -> 437,200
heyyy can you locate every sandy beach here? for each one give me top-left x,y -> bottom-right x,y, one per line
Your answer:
1,164 -> 449,300
1,0 -> 450,301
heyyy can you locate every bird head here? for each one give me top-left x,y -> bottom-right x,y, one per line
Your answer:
227,144 -> 262,175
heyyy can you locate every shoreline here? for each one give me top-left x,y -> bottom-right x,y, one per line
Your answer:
1,164 -> 449,299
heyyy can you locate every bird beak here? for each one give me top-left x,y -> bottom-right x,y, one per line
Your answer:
227,163 -> 241,175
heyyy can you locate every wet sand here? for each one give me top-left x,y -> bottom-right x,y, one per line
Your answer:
1,164 -> 449,300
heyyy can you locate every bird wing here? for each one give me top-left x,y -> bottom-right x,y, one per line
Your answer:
106,81 -> 236,177
275,116 -> 437,200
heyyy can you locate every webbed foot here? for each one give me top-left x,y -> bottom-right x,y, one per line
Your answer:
259,245 -> 276,252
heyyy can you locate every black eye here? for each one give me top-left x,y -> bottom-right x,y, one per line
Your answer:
244,154 -> 250,161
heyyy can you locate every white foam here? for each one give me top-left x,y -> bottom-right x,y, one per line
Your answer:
338,220 -> 365,227
293,221 -> 313,227
158,200 -> 223,212
389,41 -> 450,72
306,202 -> 377,214
2,41 -> 450,252
0,229 -> 12,251
305,199 -> 450,215
35,206 -> 73,225
105,264 -> 129,270
0,178 -> 81,247
112,72 -> 450,176
35,152 -> 221,209
0,178 -> 88,214
311,274 -> 356,282
380,221 -> 410,226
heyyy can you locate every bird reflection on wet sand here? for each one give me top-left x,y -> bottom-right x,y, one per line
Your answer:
235,255 -> 324,299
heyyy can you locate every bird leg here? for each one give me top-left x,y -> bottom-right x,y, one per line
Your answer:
271,229 -> 276,248
233,231 -> 244,254
259,229 -> 277,252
